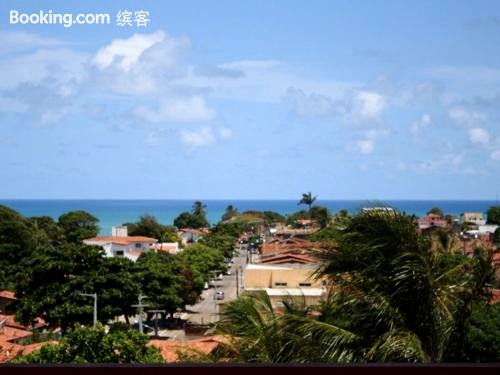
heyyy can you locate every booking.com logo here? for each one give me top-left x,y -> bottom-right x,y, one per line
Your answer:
9,9 -> 150,28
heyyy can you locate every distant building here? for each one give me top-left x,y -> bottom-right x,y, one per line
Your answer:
418,213 -> 449,231
150,242 -> 180,254
244,264 -> 327,309
83,225 -> 158,262
460,212 -> 486,226
177,228 -> 209,246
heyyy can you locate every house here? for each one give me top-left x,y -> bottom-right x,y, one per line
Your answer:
243,264 -> 327,309
260,237 -> 322,257
460,212 -> 486,226
418,213 -> 449,230
150,242 -> 180,254
83,225 -> 158,262
0,340 -> 54,363
177,228 -> 210,246
149,335 -> 228,362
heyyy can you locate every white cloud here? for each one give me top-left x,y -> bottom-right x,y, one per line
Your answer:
0,31 -> 66,55
134,96 -> 215,123
448,107 -> 486,127
286,87 -> 345,117
411,113 -> 431,134
354,91 -> 386,119
180,127 -> 216,147
356,139 -> 374,154
491,150 -> 500,161
468,127 -> 490,145
218,127 -> 233,140
40,107 -> 72,125
92,31 -> 191,95
93,31 -> 181,72
0,48 -> 89,91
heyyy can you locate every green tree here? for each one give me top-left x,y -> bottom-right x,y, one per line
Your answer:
222,205 -> 239,221
135,251 -> 202,314
29,216 -> 66,247
174,202 -> 209,229
298,192 -> 317,211
178,243 -> 226,285
462,302 -> 500,362
0,205 -> 45,290
16,323 -> 164,364
493,228 -> 500,245
309,206 -> 332,229
15,243 -> 106,331
200,233 -> 237,258
15,243 -> 140,331
58,210 -> 99,243
427,207 -> 444,217
192,201 -> 207,216
217,208 -> 490,363
487,206 -> 500,225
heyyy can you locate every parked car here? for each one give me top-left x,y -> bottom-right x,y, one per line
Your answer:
215,291 -> 225,300
226,269 -> 232,275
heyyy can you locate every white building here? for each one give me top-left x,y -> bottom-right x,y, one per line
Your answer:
83,225 -> 158,262
460,212 -> 486,226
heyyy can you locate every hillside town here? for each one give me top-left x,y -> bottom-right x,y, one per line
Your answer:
1,196 -> 499,363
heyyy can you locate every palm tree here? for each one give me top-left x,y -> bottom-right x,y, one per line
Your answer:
192,201 -> 206,216
216,207 -> 484,363
299,192 -> 317,211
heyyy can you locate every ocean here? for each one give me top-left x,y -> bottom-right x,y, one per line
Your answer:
0,199 -> 497,235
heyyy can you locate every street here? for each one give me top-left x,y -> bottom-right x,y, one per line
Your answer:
185,244 -> 247,324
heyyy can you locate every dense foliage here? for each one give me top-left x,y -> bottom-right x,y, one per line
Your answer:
487,206 -> 500,225
15,323 -> 164,364
217,208 -> 499,363
173,201 -> 210,229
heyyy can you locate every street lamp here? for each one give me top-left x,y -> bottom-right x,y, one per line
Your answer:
79,293 -> 97,327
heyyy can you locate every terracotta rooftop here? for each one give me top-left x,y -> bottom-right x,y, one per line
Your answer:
0,291 -> 16,300
0,340 -> 55,363
84,236 -> 158,245
149,335 -> 228,363
0,325 -> 32,343
260,252 -> 317,265
0,314 -> 46,330
0,340 -> 24,363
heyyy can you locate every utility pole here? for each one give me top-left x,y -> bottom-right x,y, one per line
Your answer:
79,293 -> 97,327
236,267 -> 239,297
132,294 -> 149,334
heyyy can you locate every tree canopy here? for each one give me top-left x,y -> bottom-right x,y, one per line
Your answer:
173,201 -> 210,229
487,206 -> 500,225
298,192 -> 317,211
427,207 -> 444,217
58,210 -> 99,243
16,323 -> 164,364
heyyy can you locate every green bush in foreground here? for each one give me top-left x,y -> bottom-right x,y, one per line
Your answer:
15,323 -> 164,364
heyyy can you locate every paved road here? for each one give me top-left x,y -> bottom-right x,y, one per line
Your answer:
185,244 -> 247,324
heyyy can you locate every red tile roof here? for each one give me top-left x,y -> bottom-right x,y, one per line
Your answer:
0,291 -> 16,300
0,314 -> 46,330
260,253 -> 317,264
0,325 -> 32,343
0,340 -> 24,363
149,335 -> 228,363
491,289 -> 500,304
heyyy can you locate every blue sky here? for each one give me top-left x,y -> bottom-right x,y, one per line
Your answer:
1,0 -> 500,199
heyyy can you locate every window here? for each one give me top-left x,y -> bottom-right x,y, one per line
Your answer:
274,282 -> 287,287
135,243 -> 141,248
115,251 -> 124,257
299,282 -> 311,287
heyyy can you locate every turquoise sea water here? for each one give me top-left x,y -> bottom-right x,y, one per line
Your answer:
0,199 -> 497,235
